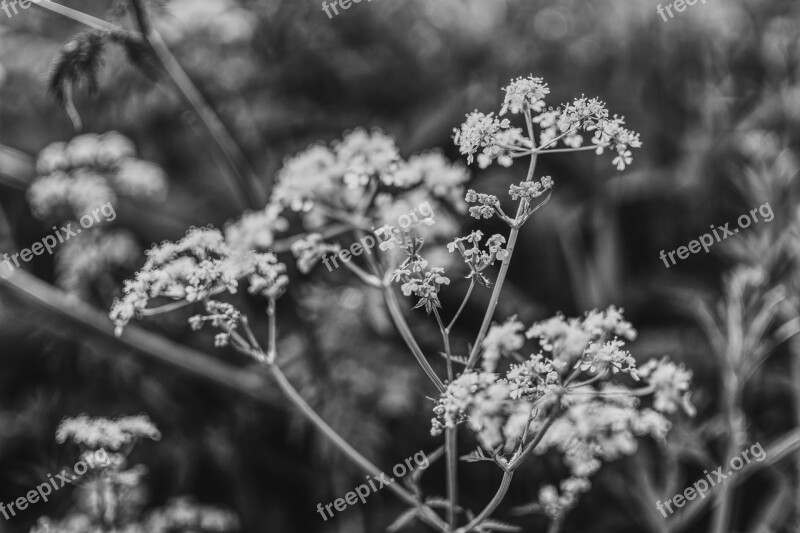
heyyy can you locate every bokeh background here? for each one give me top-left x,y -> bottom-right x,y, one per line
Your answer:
2,0 -> 800,531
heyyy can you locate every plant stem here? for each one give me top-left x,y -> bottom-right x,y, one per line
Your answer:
446,279 -> 476,334
383,286 -> 446,392
127,0 -> 262,209
433,306 -> 459,530
457,471 -> 514,533
267,362 -> 448,532
465,106 -> 539,371
234,322 -> 449,532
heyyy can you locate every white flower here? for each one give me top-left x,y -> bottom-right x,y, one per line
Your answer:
638,358 -> 695,415
112,159 -> 168,201
224,203 -> 288,251
56,414 -> 161,450
481,317 -> 526,372
500,75 -> 550,115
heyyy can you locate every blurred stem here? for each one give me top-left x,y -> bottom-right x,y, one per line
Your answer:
232,328 -> 449,532
34,0 -> 261,208
268,359 -> 448,532
457,471 -> 514,533
383,285 -> 446,392
433,307 -> 458,530
459,408 -> 560,533
127,0 -> 262,209
35,0 -> 118,31
465,106 -> 539,371
711,297 -> 746,533
0,268 -> 280,405
446,278 -> 476,334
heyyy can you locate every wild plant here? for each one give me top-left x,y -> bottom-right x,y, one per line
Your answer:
31,414 -> 238,533
107,75 -> 693,532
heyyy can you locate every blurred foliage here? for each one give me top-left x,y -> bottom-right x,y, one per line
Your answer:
2,0 -> 800,531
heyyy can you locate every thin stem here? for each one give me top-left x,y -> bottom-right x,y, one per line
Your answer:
536,145 -> 600,155
35,0 -> 118,31
446,279 -> 476,334
456,471 -> 514,533
268,361 -> 447,532
266,298 -> 277,361
128,0 -> 261,209
433,306 -> 458,530
465,106 -> 539,371
234,318 -> 448,532
433,308 -> 453,381
383,285 -> 446,393
342,260 -> 382,287
445,427 -> 459,531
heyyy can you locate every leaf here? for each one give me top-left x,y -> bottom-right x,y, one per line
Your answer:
109,30 -> 163,81
387,508 -> 418,533
438,352 -> 468,366
48,32 -> 107,106
48,32 -> 108,129
460,448 -> 492,463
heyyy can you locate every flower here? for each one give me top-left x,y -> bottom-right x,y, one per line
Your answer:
224,203 -> 288,251
453,111 -> 512,166
109,227 -> 288,336
500,76 -> 550,115
56,414 -> 161,450
55,229 -> 140,298
481,317 -> 526,372
638,358 -> 696,415
112,159 -> 168,201
289,233 -> 340,274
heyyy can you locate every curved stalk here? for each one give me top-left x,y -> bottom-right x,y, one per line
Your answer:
456,471 -> 514,533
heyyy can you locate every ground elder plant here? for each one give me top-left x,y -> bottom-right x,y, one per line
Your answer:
102,75 -> 694,532
31,415 -> 239,533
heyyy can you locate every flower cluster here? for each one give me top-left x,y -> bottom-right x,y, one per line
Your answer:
189,300 -> 244,348
431,372 -> 532,453
447,230 -> 508,286
33,416 -> 238,533
29,132 -> 168,220
526,306 -> 636,370
56,414 -> 161,451
464,189 -> 500,219
109,227 -> 288,336
454,75 -> 641,171
224,204 -> 288,251
481,317 -> 526,372
390,256 -> 451,314
509,175 -> 553,202
500,76 -> 550,116
431,308 -> 692,518
290,233 -> 341,274
55,229 -> 140,298
529,386 -> 671,519
145,498 -> 240,533
272,129 -> 470,215
638,357 -> 696,415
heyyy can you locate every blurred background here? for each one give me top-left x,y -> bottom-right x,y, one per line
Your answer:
2,0 -> 800,531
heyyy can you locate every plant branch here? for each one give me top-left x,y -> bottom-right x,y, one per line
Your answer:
465,125 -> 538,371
